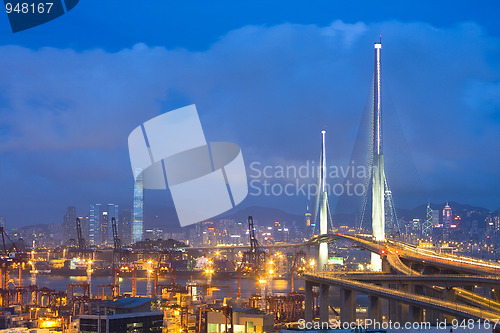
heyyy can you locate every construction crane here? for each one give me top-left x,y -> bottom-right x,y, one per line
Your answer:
236,216 -> 265,298
244,216 -> 265,271
75,218 -> 86,254
112,217 -> 121,268
0,226 -> 28,306
152,250 -> 179,297
290,250 -> 306,292
0,226 -> 23,258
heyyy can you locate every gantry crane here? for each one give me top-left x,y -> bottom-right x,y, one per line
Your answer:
75,218 -> 87,257
0,226 -> 28,307
112,217 -> 121,269
290,250 -> 306,292
243,216 -> 265,271
236,216 -> 266,298
152,250 -> 180,297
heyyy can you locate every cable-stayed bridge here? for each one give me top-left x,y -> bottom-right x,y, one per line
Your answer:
181,41 -> 500,326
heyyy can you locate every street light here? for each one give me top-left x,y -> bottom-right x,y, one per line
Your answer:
310,259 -> 316,273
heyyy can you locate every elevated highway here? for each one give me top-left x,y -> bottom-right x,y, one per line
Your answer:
182,233 -> 500,278
304,272 -> 500,323
395,246 -> 500,276
345,273 -> 500,288
338,234 -> 500,276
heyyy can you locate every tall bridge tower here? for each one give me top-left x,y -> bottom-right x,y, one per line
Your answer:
372,41 -> 385,242
318,130 -> 330,271
312,130 -> 332,271
371,41 -> 386,271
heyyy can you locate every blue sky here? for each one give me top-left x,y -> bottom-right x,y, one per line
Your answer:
1,0 -> 500,227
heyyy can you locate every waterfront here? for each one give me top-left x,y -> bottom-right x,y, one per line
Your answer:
18,274 -> 305,300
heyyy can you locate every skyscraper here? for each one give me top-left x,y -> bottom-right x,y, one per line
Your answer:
432,209 -> 440,227
443,203 -> 452,230
119,210 -> 133,245
133,168 -> 144,243
101,211 -> 109,245
107,204 -> 119,245
89,204 -> 119,246
63,206 -> 77,243
89,204 -> 101,245
304,206 -> 313,237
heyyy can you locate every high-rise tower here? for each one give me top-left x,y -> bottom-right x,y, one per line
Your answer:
107,204 -> 119,245
423,202 -> 433,238
63,206 -> 77,242
443,203 -> 452,229
305,206 -> 313,237
133,168 -> 144,243
89,203 -> 101,245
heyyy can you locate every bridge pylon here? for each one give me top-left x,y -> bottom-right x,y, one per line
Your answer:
311,130 -> 333,271
370,41 -> 387,271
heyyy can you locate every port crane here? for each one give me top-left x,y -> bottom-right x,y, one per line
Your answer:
0,226 -> 28,307
153,249 -> 185,297
242,216 -> 265,272
76,218 -> 86,255
236,216 -> 265,298
112,217 -> 121,269
290,250 -> 306,292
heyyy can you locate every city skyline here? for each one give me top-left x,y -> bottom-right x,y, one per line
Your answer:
1,1 -> 500,228
1,3 -> 500,331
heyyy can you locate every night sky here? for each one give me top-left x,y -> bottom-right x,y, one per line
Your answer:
0,0 -> 499,228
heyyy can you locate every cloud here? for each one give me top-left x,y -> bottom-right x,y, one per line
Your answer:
1,19 -> 500,225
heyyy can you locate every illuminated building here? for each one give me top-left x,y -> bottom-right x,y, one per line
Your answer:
89,204 -> 101,245
119,210 -> 132,245
206,308 -> 274,333
133,167 -> 144,243
442,203 -> 452,241
412,218 -> 421,235
443,203 -> 452,229
305,206 -> 313,237
101,211 -> 109,245
89,203 -> 119,246
63,206 -> 77,242
79,298 -> 163,332
106,204 -> 119,244
432,209 -> 440,227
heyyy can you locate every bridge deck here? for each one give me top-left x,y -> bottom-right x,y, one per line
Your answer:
345,273 -> 500,286
305,272 -> 500,321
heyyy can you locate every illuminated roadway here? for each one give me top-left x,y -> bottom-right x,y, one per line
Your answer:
187,232 -> 500,319
182,233 -> 500,278
345,273 -> 500,287
305,272 -> 500,321
334,234 -> 500,276
184,233 -> 500,277
389,241 -> 500,276
335,235 -> 500,318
